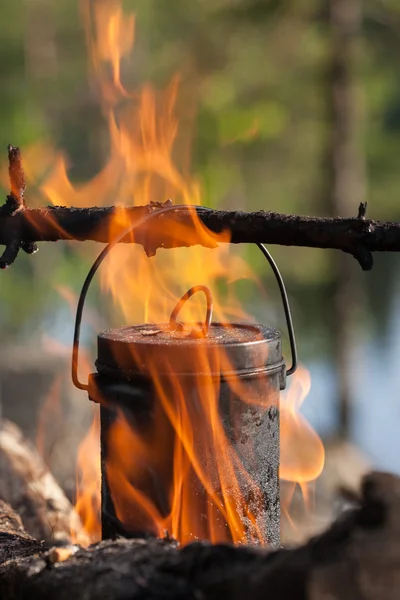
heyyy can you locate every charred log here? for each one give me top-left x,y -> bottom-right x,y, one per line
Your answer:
0,419 -> 87,545
0,500 -> 44,565
1,471 -> 400,600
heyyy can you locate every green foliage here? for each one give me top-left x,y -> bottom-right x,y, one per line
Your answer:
0,0 -> 399,353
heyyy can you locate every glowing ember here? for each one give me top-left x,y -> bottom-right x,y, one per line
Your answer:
30,0 -> 325,546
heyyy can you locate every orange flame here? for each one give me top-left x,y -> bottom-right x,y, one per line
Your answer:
31,0 -> 325,546
37,287 -> 101,544
74,406 -> 101,543
36,374 -> 63,463
280,367 -> 325,531
280,366 -> 325,484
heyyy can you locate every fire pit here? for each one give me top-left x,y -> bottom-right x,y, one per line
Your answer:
72,213 -> 296,547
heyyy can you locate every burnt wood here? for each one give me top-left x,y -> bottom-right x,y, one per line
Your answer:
0,419 -> 87,545
1,471 -> 400,599
0,201 -> 398,271
0,146 -> 399,271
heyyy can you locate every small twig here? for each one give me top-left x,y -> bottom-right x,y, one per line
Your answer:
357,202 -> 368,220
6,144 -> 26,213
0,145 -> 38,267
0,239 -> 20,270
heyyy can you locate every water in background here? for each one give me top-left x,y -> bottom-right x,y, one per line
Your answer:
303,276 -> 400,475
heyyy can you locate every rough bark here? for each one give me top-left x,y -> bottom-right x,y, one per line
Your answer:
0,419 -> 87,545
0,201 -> 399,269
1,471 -> 400,599
0,500 -> 44,565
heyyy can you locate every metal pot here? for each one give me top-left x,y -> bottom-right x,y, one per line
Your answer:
71,208 -> 297,547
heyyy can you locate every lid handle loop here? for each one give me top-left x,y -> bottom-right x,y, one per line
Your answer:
169,285 -> 213,337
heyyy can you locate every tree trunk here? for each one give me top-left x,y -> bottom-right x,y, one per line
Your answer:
326,0 -> 365,438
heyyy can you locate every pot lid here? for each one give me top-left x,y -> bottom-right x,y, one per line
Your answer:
96,322 -> 285,379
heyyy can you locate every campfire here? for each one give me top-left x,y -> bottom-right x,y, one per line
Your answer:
52,0 -> 324,548
2,1 -> 400,599
75,253 -> 293,545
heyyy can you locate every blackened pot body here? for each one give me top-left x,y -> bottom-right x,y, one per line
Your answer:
89,322 -> 284,547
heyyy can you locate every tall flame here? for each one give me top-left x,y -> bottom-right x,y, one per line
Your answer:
281,366 -> 325,483
32,0 -> 325,545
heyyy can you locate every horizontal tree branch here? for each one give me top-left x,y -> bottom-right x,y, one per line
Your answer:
1,201 -> 399,270
0,146 -> 399,271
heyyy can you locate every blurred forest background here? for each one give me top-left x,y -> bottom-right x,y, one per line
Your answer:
1,0 -> 400,495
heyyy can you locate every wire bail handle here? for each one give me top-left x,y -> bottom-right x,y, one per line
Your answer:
71,205 -> 297,391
